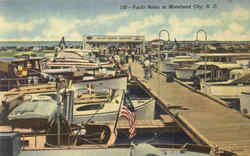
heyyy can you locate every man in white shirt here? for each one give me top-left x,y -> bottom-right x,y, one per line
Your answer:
144,58 -> 150,80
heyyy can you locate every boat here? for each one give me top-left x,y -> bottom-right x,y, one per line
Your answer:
175,62 -> 241,86
47,37 -> 114,70
159,51 -> 197,75
73,89 -> 155,124
3,90 -> 117,148
0,131 -> 225,156
200,68 -> 250,99
7,93 -> 58,130
47,49 -> 114,70
0,56 -> 49,90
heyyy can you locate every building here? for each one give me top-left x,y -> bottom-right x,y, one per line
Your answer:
83,35 -> 145,52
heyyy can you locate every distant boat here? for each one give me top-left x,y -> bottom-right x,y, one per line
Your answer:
47,48 -> 114,70
160,51 -> 197,74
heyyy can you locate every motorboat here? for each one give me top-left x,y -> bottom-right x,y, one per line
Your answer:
0,131 -> 223,156
47,48 -> 114,70
7,93 -> 58,130
73,89 -> 155,124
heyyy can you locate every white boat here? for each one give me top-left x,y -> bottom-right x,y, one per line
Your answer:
160,51 -> 197,74
200,68 -> 250,99
73,89 -> 155,124
47,49 -> 114,70
71,74 -> 128,93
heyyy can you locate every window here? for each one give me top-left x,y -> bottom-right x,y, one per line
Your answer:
145,154 -> 159,156
76,104 -> 104,111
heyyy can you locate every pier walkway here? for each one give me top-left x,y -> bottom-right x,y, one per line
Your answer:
131,62 -> 250,156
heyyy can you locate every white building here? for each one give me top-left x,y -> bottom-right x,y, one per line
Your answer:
83,35 -> 145,52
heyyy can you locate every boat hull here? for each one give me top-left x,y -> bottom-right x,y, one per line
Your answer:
73,99 -> 155,124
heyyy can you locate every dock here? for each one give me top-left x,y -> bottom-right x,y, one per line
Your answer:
131,62 -> 250,156
96,116 -> 182,134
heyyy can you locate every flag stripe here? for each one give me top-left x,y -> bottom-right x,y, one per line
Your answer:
119,105 -> 136,138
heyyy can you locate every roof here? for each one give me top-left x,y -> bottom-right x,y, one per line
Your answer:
173,58 -> 199,63
196,53 -> 250,57
195,62 -> 241,69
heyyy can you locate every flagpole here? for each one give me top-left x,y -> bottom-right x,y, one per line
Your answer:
113,89 -> 125,132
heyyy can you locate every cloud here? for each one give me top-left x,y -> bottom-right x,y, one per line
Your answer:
41,18 -> 79,41
107,15 -> 165,36
221,6 -> 249,21
78,12 -> 128,25
209,6 -> 250,41
228,23 -> 244,33
0,16 -> 42,34
210,23 -> 250,41
41,12 -> 129,41
210,29 -> 250,41
168,15 -> 222,40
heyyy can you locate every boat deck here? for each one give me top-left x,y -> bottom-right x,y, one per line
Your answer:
131,62 -> 250,156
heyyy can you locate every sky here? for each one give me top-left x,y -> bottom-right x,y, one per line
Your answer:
0,0 -> 249,41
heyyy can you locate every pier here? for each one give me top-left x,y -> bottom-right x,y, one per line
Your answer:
131,62 -> 250,156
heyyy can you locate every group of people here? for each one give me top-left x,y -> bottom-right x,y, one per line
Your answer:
108,48 -> 154,81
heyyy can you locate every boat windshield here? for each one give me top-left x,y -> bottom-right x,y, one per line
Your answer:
76,104 -> 104,111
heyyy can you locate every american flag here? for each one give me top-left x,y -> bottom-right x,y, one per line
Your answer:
119,98 -> 136,139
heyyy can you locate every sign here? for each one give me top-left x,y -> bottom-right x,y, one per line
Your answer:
85,35 -> 145,42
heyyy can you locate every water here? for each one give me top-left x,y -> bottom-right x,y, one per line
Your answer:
0,57 -> 15,61
1,40 -> 249,48
0,41 -> 82,48
116,132 -> 194,145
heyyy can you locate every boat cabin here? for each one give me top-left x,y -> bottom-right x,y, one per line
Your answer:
196,53 -> 250,63
193,62 -> 241,82
0,57 -> 48,90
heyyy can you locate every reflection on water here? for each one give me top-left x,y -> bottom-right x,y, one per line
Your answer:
116,132 -> 194,145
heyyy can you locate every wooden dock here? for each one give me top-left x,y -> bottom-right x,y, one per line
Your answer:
131,62 -> 250,156
95,117 -> 182,134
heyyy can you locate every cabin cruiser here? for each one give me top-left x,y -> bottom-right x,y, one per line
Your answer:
4,90 -> 117,148
73,88 -> 155,124
175,62 -> 241,83
47,48 -> 114,70
159,51 -> 197,75
0,56 -> 49,90
200,68 -> 250,100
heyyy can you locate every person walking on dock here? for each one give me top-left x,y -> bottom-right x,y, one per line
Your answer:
125,51 -> 129,64
144,58 -> 150,80
131,50 -> 135,63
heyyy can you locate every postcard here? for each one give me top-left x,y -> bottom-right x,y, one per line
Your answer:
0,0 -> 249,156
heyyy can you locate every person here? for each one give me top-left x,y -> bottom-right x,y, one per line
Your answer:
149,61 -> 153,78
125,51 -> 129,64
131,50 -> 135,63
144,58 -> 150,80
